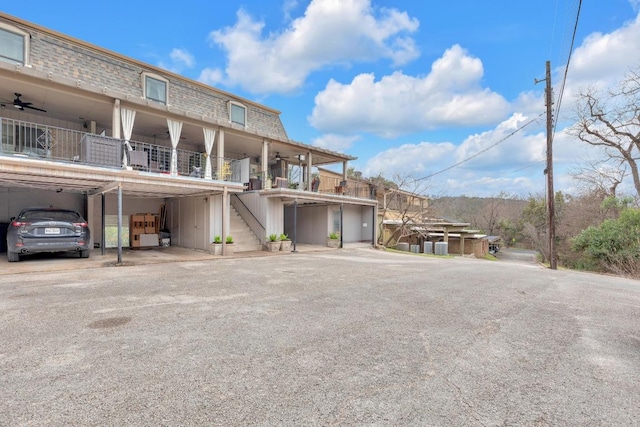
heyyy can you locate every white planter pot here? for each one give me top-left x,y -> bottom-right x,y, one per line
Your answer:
265,241 -> 280,252
280,240 -> 292,251
209,243 -> 222,255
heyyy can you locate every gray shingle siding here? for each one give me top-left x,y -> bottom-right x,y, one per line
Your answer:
16,19 -> 288,141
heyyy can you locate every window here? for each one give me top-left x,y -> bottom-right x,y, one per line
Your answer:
0,23 -> 29,66
142,73 -> 168,104
229,102 -> 246,127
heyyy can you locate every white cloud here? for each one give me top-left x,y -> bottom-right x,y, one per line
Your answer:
565,13 -> 640,90
312,134 -> 360,152
158,48 -> 195,73
364,140 -> 457,178
283,0 -> 300,21
201,0 -> 419,94
360,113 -> 547,196
169,48 -> 195,68
309,45 -> 511,137
199,68 -> 225,86
454,113 -> 545,170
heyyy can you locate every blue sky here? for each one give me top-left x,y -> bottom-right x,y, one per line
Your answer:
4,0 -> 640,197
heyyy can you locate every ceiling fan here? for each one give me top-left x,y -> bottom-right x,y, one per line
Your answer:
12,93 -> 47,112
273,151 -> 289,161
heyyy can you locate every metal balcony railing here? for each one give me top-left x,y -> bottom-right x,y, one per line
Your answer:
0,117 -> 241,182
0,117 -> 85,162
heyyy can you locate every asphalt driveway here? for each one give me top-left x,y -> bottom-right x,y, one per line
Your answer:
1,248 -> 639,426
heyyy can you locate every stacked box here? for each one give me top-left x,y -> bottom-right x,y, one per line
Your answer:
144,214 -> 156,233
130,214 -> 146,248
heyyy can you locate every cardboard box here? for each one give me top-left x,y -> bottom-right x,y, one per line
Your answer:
131,215 -> 145,229
144,214 -> 156,233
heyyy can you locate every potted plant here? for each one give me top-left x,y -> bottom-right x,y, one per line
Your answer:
225,235 -> 235,256
327,232 -> 340,248
265,233 -> 280,252
209,235 -> 222,255
279,233 -> 291,251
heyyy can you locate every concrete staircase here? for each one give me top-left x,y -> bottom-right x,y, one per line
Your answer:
229,205 -> 262,252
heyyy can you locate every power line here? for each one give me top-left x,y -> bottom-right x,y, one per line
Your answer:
412,113 -> 544,183
553,0 -> 583,137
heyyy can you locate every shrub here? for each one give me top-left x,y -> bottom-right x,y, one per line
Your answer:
268,233 -> 279,242
572,208 -> 640,277
213,235 -> 222,244
226,235 -> 234,244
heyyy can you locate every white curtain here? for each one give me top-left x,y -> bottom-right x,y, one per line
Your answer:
167,119 -> 183,176
120,108 -> 136,167
203,128 -> 216,179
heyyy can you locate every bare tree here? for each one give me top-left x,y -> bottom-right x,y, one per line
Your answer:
374,174 -> 431,247
569,157 -> 627,198
570,66 -> 640,196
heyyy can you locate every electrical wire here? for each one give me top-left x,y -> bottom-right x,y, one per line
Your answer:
406,1 -> 582,188
553,0 -> 583,138
412,113 -> 544,183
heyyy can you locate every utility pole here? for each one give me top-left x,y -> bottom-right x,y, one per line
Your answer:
535,61 -> 556,269
541,61 -> 557,269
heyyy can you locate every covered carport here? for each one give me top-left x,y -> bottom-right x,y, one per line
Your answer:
277,191 -> 378,250
0,155 -> 243,263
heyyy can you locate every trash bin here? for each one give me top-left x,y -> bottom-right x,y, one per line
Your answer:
424,242 -> 433,254
397,242 -> 410,252
434,242 -> 448,255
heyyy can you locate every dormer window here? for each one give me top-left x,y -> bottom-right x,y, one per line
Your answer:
0,23 -> 30,66
229,101 -> 246,127
142,73 -> 168,104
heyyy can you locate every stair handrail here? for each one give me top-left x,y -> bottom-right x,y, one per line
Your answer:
230,194 -> 266,245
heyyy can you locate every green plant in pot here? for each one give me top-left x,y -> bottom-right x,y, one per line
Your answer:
327,232 -> 340,248
279,233 -> 291,251
210,235 -> 223,255
225,235 -> 235,256
265,233 -> 280,252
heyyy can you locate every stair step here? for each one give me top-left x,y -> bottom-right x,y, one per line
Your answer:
228,204 -> 262,249
234,243 -> 263,252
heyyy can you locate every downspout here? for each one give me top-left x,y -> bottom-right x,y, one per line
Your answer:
339,202 -> 343,248
117,183 -> 122,264
222,186 -> 228,255
101,193 -> 105,255
292,199 -> 298,253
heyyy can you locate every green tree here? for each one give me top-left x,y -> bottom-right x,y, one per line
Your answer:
520,192 -> 566,263
572,207 -> 640,277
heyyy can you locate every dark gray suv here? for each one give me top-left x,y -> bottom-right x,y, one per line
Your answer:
6,208 -> 91,262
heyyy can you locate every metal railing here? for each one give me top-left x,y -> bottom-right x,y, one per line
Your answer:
0,117 -> 85,162
127,140 -> 241,181
318,175 -> 376,199
0,117 -> 241,182
245,169 -> 376,200
230,194 -> 265,245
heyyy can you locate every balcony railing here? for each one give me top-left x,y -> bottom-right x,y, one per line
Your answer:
0,117 -> 241,181
1,117 -> 85,162
246,169 -> 376,200
0,117 -> 375,199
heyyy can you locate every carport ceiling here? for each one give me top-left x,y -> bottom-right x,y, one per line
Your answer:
0,166 -> 235,198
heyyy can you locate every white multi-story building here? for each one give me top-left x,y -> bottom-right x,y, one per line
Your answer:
0,12 -> 377,259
